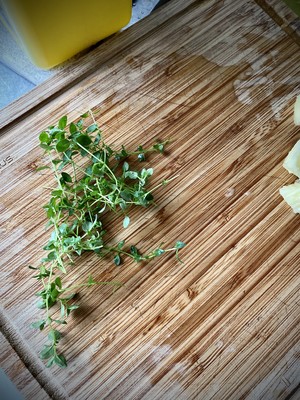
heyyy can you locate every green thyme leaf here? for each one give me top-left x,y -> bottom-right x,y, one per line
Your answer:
113,254 -> 122,266
56,139 -> 70,153
58,116 -> 67,130
123,215 -> 130,229
40,345 -> 54,360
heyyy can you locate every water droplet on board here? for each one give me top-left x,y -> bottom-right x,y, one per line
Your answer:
225,188 -> 235,197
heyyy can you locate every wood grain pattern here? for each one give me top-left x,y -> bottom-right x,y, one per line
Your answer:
0,0 -> 300,399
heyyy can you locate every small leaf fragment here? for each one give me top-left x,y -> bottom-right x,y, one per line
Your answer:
117,240 -> 125,250
55,277 -> 62,289
88,275 -> 96,286
61,172 -> 72,183
58,116 -> 67,129
123,161 -> 129,172
54,354 -> 67,368
175,241 -> 186,249
82,221 -> 94,232
56,139 -> 70,153
39,132 -> 50,143
48,329 -> 61,343
125,171 -> 138,179
76,135 -> 92,148
69,122 -> 77,134
123,215 -> 130,229
60,303 -> 65,318
113,254 -> 122,266
40,345 -> 54,360
86,123 -> 98,133
154,248 -> 165,256
36,165 -> 50,171
31,320 -> 46,331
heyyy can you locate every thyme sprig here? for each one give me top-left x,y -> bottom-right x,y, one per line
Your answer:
30,112 -> 185,367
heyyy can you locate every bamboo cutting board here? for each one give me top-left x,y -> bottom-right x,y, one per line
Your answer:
1,0 -> 300,399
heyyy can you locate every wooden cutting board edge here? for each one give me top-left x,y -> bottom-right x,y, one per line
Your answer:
0,305 -> 69,399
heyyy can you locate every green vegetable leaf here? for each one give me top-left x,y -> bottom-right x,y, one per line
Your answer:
61,172 -> 72,183
76,135 -> 92,148
175,241 -> 186,249
39,132 -> 50,143
82,221 -> 94,232
86,123 -> 98,133
54,354 -> 67,368
117,240 -> 125,250
47,251 -> 57,260
123,215 -> 130,229
144,193 -> 154,202
123,161 -> 129,172
53,319 -> 67,325
69,122 -> 77,134
60,302 -> 65,318
125,171 -> 138,179
56,139 -> 70,153
153,142 -> 165,153
37,300 -> 46,309
154,248 -> 165,256
80,112 -> 89,118
113,254 -> 122,266
147,168 -> 154,176
120,191 -> 132,202
36,165 -> 50,171
48,329 -> 61,343
58,116 -> 67,129
40,345 -> 54,360
87,275 -> 96,286
66,305 -> 79,317
40,143 -> 53,151
46,357 -> 56,367
68,305 -> 80,311
130,245 -> 141,261
137,153 -> 145,162
31,320 -> 46,330
55,277 -> 62,289
174,241 -> 186,264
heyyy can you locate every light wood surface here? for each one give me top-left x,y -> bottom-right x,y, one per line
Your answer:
1,0 -> 299,399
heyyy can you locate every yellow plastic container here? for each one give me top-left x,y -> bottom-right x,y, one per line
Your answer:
1,0 -> 132,69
